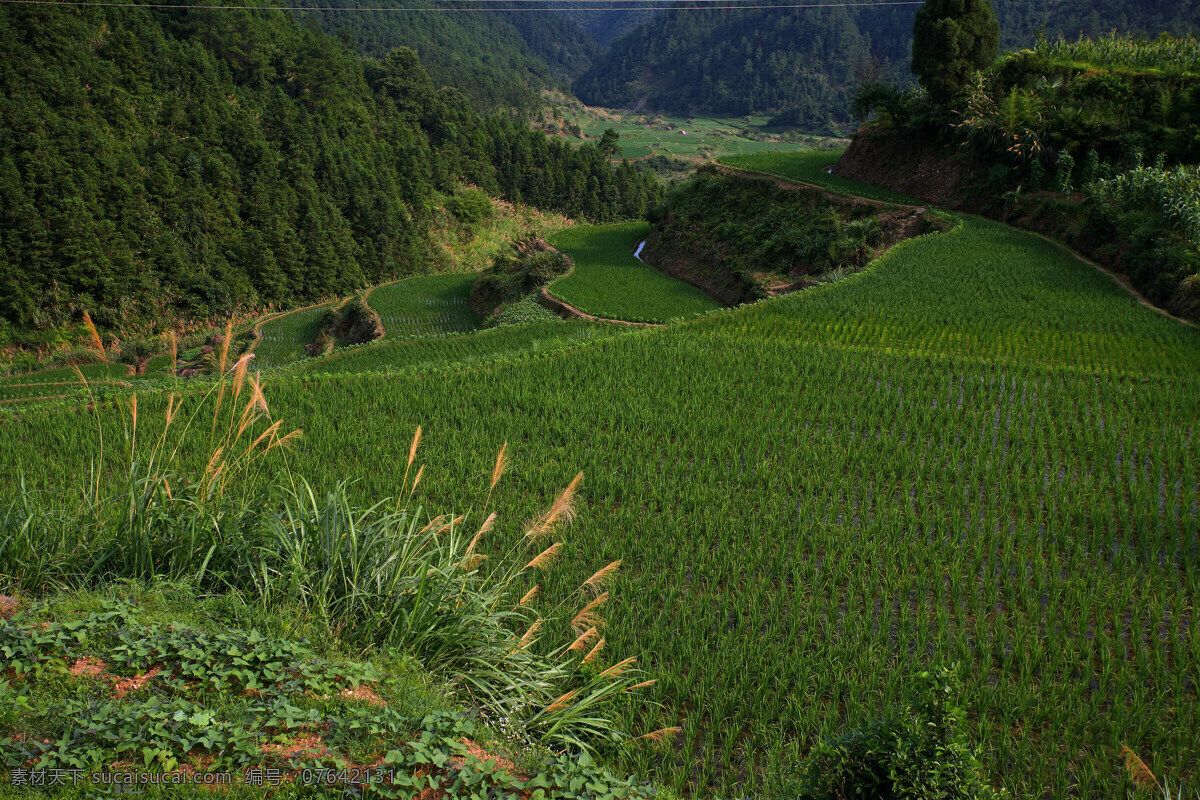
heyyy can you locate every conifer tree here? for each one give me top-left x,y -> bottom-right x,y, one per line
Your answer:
911,0 -> 1000,103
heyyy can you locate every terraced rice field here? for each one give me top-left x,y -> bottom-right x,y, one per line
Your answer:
252,304 -> 332,369
549,223 -> 721,323
290,319 -> 622,376
720,150 -> 924,205
366,274 -> 481,341
0,363 -> 132,406
3,159 -> 1198,799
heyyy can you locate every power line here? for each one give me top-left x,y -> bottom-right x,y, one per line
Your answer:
0,0 -> 925,10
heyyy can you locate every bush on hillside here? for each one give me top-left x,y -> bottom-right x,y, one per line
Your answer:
306,298 -> 384,356
488,295 -> 565,327
445,189 -> 495,229
469,238 -> 573,315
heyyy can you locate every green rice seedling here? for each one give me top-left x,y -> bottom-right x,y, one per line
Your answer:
719,151 -> 923,205
549,223 -> 720,323
365,274 -> 481,341
252,304 -> 333,368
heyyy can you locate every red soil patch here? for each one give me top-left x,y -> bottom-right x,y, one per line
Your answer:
112,666 -> 161,698
340,685 -> 386,706
70,657 -> 107,677
260,733 -> 329,760
453,739 -> 519,775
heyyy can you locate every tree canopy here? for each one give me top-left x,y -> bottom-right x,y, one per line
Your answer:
910,0 -> 1001,102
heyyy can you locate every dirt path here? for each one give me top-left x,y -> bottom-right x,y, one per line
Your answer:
538,287 -> 662,328
717,161 -> 1194,328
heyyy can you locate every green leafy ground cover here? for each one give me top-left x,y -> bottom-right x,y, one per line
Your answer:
548,224 -> 721,323
3,164 -> 1199,798
719,150 -> 924,205
0,585 -> 656,799
366,275 -> 482,341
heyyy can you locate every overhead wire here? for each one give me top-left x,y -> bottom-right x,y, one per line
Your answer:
0,0 -> 925,11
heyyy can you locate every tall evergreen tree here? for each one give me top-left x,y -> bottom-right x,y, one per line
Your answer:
911,0 -> 1000,102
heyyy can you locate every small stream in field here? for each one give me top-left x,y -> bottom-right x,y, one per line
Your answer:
634,239 -> 647,262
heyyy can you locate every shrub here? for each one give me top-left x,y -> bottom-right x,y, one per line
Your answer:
798,665 -> 1004,800
470,238 -> 573,315
0,377 -> 654,757
445,189 -> 494,228
1055,150 -> 1075,194
489,295 -> 564,328
117,338 -> 157,370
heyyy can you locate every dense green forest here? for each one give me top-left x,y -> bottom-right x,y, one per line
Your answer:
575,0 -> 1200,128
298,1 -> 601,114
554,7 -> 660,47
0,4 -> 658,343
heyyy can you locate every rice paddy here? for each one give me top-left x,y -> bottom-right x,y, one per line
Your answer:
719,150 -> 925,205
251,304 -> 333,369
2,157 -> 1197,800
366,274 -> 481,341
548,223 -> 721,323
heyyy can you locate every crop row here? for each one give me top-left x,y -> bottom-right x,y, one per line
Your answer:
719,151 -> 923,205
252,305 -> 332,369
366,274 -> 481,341
286,319 -> 627,376
1036,31 -> 1200,72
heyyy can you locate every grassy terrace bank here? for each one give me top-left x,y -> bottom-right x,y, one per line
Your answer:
3,152 -> 1199,798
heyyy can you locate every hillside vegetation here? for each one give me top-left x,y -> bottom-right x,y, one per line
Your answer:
299,0 -> 601,114
840,32 -> 1200,321
643,165 -> 946,304
0,4 -> 658,349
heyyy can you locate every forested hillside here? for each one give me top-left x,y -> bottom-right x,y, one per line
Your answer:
575,0 -> 1200,129
554,7 -> 660,47
0,4 -> 657,342
298,1 -> 601,113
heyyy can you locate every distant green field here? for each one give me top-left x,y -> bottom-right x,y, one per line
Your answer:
253,305 -> 331,369
367,274 -> 481,341
561,110 -> 830,160
719,150 -> 924,205
549,223 -> 721,323
0,362 -> 133,406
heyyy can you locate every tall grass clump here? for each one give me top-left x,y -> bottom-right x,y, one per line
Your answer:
0,361 -> 656,757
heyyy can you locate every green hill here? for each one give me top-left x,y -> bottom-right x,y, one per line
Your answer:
574,0 -> 1200,130
298,0 -> 602,114
0,4 -> 657,345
